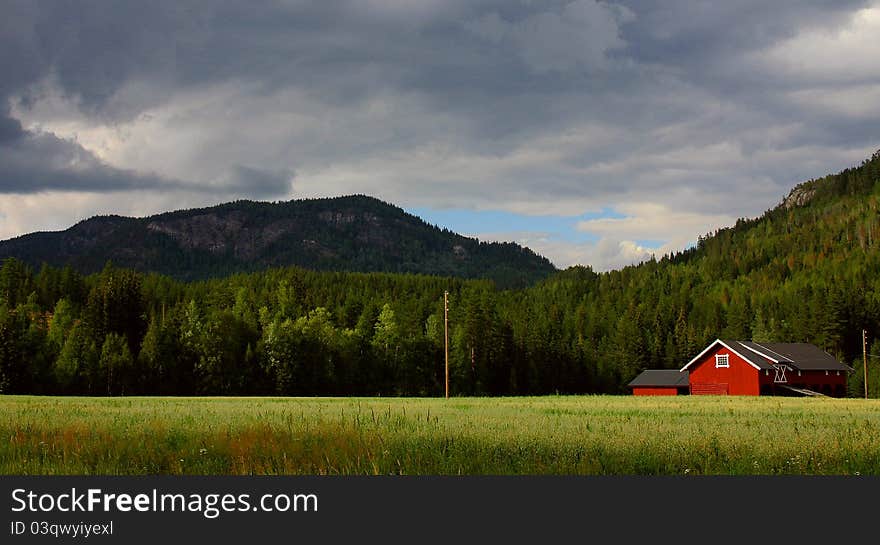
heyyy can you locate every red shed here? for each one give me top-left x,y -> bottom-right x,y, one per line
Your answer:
628,370 -> 690,396
680,339 -> 851,397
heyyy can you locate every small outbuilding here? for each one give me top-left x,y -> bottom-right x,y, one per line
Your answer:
628,369 -> 690,396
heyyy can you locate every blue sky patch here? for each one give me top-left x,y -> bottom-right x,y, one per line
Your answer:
406,207 -> 627,244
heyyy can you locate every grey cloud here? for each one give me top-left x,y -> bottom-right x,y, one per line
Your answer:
4,1 -> 634,122
0,115 -> 24,143
2,1 -> 175,120
213,165 -> 295,199
0,0 -> 878,255
464,1 -> 633,73
0,1 -> 310,196
0,124 -> 175,193
3,1 -> 872,123
0,115 -> 293,197
617,1 -> 869,68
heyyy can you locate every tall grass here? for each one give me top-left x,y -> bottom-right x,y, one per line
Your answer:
2,395 -> 878,475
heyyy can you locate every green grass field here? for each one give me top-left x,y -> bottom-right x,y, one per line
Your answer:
2,395 -> 879,475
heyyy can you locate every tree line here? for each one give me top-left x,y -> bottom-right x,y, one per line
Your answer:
2,151 -> 880,397
0,253 -> 877,398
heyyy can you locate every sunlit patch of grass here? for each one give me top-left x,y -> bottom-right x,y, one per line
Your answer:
1,395 -> 878,475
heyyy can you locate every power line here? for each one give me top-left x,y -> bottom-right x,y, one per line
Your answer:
863,329 -> 869,399
444,290 -> 449,400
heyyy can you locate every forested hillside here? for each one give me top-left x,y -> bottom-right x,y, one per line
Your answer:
0,195 -> 556,289
2,151 -> 880,397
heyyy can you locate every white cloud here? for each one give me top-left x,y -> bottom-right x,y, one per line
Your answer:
757,5 -> 880,83
576,202 -> 736,254
473,229 -> 657,271
0,191 -> 213,240
787,84 -> 880,119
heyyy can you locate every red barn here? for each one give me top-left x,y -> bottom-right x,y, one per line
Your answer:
628,370 -> 690,396
681,339 -> 851,397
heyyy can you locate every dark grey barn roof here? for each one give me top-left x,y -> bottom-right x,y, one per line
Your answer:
710,340 -> 850,372
758,343 -> 851,371
721,340 -> 777,370
628,369 -> 689,388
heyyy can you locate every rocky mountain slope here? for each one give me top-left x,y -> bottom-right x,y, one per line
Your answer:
0,195 -> 556,288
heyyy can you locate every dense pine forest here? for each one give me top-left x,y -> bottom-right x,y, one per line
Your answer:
2,151 -> 880,397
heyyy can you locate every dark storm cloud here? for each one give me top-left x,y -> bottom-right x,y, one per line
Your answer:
2,2 -> 655,121
0,113 -> 174,193
0,110 -> 292,196
0,0 -> 307,196
3,2 -> 873,107
2,1 -> 871,130
0,2 -> 394,194
0,114 -> 24,143
0,0 -> 876,214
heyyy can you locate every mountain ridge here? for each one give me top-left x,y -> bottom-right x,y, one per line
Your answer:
0,194 -> 556,289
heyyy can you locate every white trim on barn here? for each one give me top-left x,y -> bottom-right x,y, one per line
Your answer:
680,339 -> 764,372
773,364 -> 788,383
736,342 -> 790,364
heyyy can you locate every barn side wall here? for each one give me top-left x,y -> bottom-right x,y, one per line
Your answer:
632,387 -> 679,396
688,344 -> 760,395
758,369 -> 848,397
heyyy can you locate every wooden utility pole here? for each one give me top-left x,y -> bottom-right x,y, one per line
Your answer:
444,291 -> 449,399
863,329 -> 869,399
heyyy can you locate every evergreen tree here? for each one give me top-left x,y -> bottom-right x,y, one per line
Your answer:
55,323 -> 98,393
99,333 -> 134,396
47,298 -> 76,352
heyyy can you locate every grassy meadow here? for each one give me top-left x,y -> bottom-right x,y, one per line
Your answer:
2,395 -> 879,475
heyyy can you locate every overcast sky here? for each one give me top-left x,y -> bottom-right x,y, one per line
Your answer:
2,1 -> 879,270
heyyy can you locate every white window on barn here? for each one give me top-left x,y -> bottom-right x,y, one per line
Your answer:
715,354 -> 729,368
